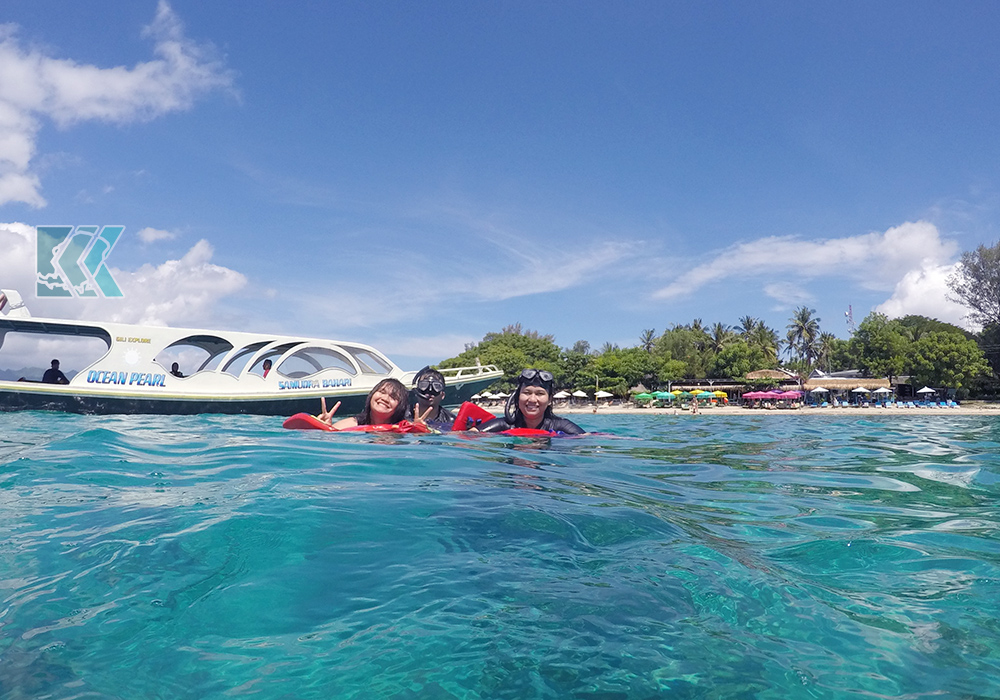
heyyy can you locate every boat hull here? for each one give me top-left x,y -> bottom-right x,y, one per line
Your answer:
0,375 -> 496,416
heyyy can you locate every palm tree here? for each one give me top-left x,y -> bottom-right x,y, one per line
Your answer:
738,315 -> 758,340
814,332 -> 838,372
786,306 -> 821,365
639,329 -> 656,353
688,319 -> 709,352
749,322 -> 781,363
709,322 -> 735,354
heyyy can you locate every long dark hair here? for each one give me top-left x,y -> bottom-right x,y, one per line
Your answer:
355,378 -> 409,425
504,378 -> 554,427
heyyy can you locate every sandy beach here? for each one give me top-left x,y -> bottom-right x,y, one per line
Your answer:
547,402 -> 1000,416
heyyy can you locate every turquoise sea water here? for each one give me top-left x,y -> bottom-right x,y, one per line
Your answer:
1,412 -> 999,699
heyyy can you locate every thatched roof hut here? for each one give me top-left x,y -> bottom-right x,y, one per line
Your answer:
746,369 -> 798,380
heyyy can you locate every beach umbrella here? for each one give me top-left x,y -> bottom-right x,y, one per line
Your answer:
678,391 -> 693,397
495,391 -> 510,398
595,390 -> 613,398
851,387 -> 871,393
713,391 -> 727,398
917,386 -> 936,394
635,392 -> 654,400
779,391 -> 802,399
696,391 -> 714,398
572,390 -> 589,398
809,387 -> 829,393
873,387 -> 892,394
653,391 -> 674,400
671,389 -> 684,395
553,390 -> 571,399
471,393 -> 482,400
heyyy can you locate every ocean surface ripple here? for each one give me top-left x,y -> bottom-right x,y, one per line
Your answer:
1,412 -> 999,699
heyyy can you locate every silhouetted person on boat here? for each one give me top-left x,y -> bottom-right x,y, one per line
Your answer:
42,359 -> 69,385
262,359 -> 272,378
170,362 -> 184,378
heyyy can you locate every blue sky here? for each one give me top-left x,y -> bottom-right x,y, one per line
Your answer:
1,1 -> 998,369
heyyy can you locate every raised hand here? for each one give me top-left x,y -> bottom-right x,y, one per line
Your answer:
412,404 -> 434,426
317,397 -> 342,425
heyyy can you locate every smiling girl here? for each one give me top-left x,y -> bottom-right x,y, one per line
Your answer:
477,369 -> 585,435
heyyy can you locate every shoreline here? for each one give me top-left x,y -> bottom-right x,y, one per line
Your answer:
470,403 -> 1000,417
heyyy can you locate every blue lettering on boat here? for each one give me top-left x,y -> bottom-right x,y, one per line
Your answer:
279,378 -> 342,391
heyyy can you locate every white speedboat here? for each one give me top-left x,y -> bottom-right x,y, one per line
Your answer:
0,289 -> 500,416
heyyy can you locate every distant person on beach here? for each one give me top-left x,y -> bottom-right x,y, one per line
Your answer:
42,359 -> 69,385
262,359 -> 272,378
477,369 -> 585,434
317,378 -> 409,429
405,366 -> 455,425
170,362 -> 184,378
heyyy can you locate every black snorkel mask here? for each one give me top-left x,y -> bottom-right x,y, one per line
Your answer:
414,375 -> 445,402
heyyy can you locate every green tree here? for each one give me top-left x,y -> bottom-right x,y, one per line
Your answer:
655,325 -> 710,378
907,331 -> 990,396
593,347 -> 659,396
560,349 -> 596,391
709,341 -> 773,378
440,326 -> 561,391
850,313 -> 906,382
948,240 -> 1000,328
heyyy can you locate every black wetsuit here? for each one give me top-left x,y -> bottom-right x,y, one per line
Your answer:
478,415 -> 585,435
404,404 -> 455,426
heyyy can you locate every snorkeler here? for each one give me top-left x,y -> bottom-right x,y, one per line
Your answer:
405,366 -> 455,426
477,369 -> 585,435
317,377 -> 410,429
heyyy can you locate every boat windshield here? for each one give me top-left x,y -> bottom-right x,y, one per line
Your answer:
0,325 -> 111,382
342,346 -> 393,375
276,347 -> 358,378
248,343 -> 300,377
221,342 -> 272,377
156,335 -> 234,377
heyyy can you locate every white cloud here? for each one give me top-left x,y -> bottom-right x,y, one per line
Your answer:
0,1 -> 235,207
652,220 -> 957,300
136,226 -> 177,244
0,222 -> 247,327
762,282 -> 814,306
875,262 -> 977,330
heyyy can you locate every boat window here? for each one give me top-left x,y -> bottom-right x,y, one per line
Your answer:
342,347 -> 393,375
276,347 -> 357,378
249,343 -> 300,377
0,328 -> 111,382
156,335 -> 234,376
222,342 -> 271,376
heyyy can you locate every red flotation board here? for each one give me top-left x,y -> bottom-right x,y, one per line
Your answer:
452,401 -> 498,431
283,402 -> 561,436
282,413 -> 431,434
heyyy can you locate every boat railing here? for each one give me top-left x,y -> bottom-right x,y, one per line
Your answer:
439,364 -> 502,380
